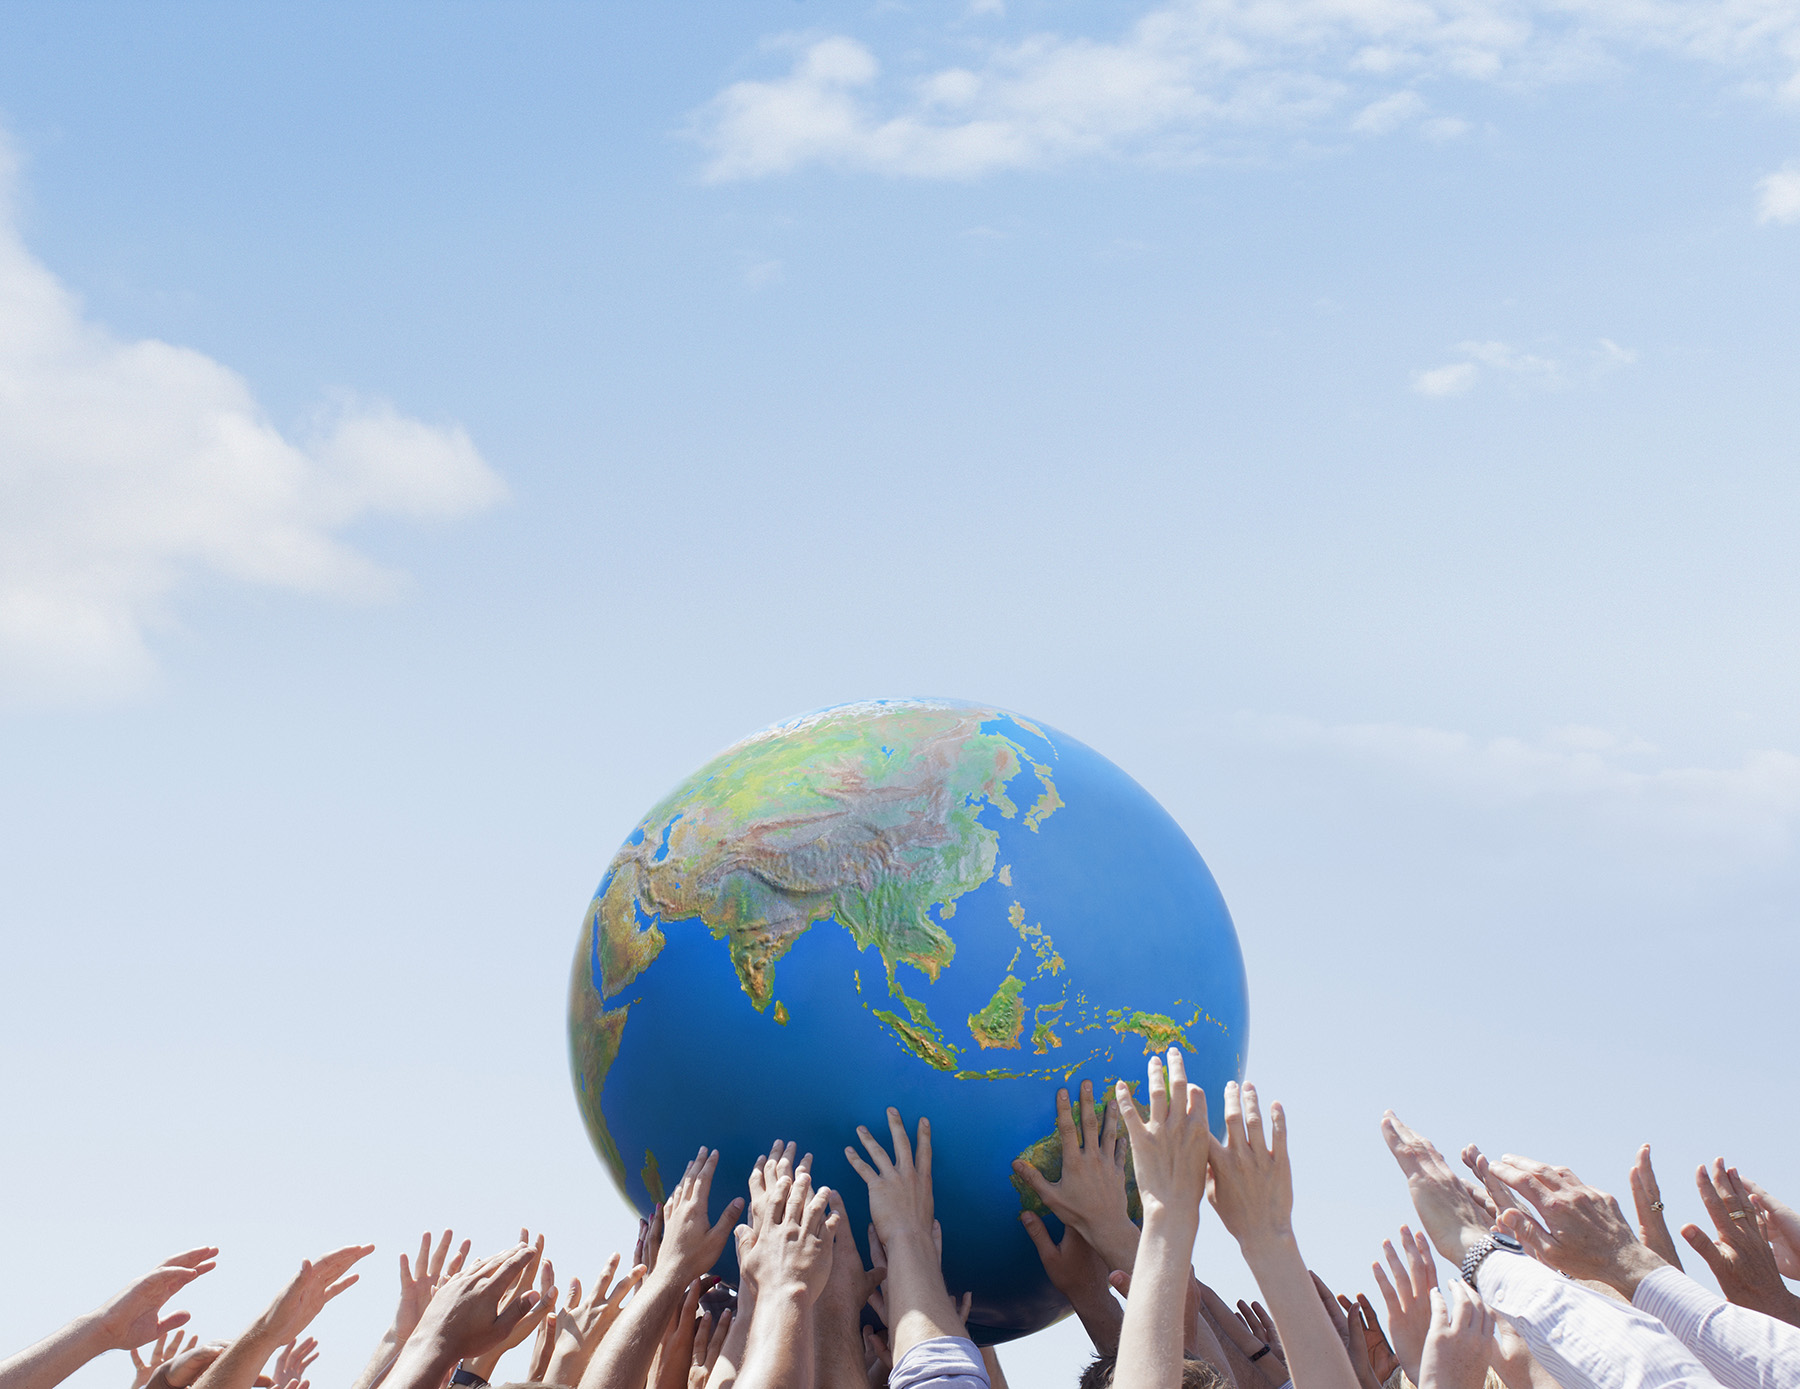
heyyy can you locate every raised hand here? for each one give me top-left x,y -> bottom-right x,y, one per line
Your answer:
650,1280 -> 711,1389
398,1232 -> 470,1345
1480,1153 -> 1666,1296
98,1251 -> 222,1353
1369,1226 -> 1437,1382
185,1246 -> 371,1389
131,1332 -> 198,1389
1195,1283 -> 1287,1389
689,1310 -> 731,1389
735,1166 -> 837,1389
547,1255 -> 643,1388
1011,1079 -> 1140,1274
1111,1049 -> 1210,1389
465,1234 -> 555,1381
1679,1160 -> 1800,1325
1743,1177 -> 1800,1279
844,1109 -> 966,1362
1348,1295 -> 1400,1385
269,1341 -> 317,1389
1381,1112 -> 1495,1266
661,1150 -> 748,1288
1309,1272 -> 1386,1389
1461,1146 -> 1530,1225
398,1244 -> 544,1376
143,1343 -> 227,1389
1627,1148 -> 1683,1272
1417,1285 -> 1495,1389
1018,1214 -> 1122,1356
815,1189 -> 886,1389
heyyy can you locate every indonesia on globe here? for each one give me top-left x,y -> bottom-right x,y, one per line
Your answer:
568,698 -> 1248,1342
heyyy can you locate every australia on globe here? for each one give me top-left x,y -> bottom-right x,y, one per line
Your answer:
568,698 -> 1248,1342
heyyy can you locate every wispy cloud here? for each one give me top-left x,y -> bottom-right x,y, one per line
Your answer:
696,0 -> 1800,180
1758,163 -> 1800,224
1410,336 -> 1636,396
1253,715 -> 1800,854
0,138 -> 506,704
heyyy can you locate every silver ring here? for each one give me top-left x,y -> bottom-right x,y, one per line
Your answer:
1650,1201 -> 1664,1212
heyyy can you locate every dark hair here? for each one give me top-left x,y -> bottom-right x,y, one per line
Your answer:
1077,1355 -> 1232,1389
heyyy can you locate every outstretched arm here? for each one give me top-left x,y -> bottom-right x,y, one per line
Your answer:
1112,1048 -> 1209,1389
736,1164 -> 837,1389
191,1247 -> 374,1389
844,1109 -> 968,1364
1208,1084 -> 1356,1389
1,1251 -> 219,1389
579,1148 -> 744,1389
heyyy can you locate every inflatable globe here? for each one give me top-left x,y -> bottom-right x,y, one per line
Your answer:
568,699 -> 1247,1342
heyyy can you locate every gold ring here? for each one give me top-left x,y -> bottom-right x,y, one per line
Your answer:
1650,1201 -> 1664,1212
1731,1211 -> 1749,1221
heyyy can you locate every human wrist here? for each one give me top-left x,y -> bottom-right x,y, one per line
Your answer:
1606,1243 -> 1668,1299
1233,1223 -> 1300,1264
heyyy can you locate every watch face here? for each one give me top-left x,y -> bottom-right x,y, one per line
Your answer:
1494,1232 -> 1524,1252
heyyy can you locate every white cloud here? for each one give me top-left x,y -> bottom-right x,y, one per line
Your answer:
1410,336 -> 1635,395
1757,164 -> 1800,224
1411,361 -> 1478,396
697,0 -> 1800,179
0,138 -> 505,703
1352,89 -> 1427,135
1255,715 -> 1800,854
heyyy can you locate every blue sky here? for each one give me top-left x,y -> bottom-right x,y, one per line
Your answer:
2,2 -> 1798,1384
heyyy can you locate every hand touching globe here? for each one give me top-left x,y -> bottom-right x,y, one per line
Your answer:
568,698 -> 1248,1341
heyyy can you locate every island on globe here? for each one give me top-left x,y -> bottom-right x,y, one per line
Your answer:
568,698 -> 1247,1343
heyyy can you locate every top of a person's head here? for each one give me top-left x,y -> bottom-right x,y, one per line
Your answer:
1080,1355 -> 1231,1389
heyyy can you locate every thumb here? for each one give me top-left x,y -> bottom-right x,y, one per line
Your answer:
1681,1224 -> 1729,1279
1018,1211 -> 1058,1262
1499,1208 -> 1551,1261
1012,1159 -> 1056,1202
1108,1269 -> 1132,1298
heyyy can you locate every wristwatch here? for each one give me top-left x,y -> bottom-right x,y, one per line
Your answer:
1460,1231 -> 1524,1287
450,1367 -> 489,1389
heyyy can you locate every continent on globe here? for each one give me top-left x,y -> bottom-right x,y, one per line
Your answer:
568,698 -> 1248,1343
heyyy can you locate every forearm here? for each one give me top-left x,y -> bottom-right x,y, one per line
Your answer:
1113,1207 -> 1195,1389
879,1229 -> 965,1361
349,1325 -> 406,1389
1239,1234 -> 1357,1389
1068,1288 -> 1126,1358
190,1326 -> 282,1389
579,1273 -> 687,1389
736,1291 -> 814,1389
381,1339 -> 460,1389
0,1314 -> 109,1389
706,1289 -> 755,1389
816,1300 -> 869,1389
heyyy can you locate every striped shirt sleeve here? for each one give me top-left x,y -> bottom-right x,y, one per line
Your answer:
889,1336 -> 991,1389
1632,1265 -> 1800,1389
1477,1252 -> 1722,1389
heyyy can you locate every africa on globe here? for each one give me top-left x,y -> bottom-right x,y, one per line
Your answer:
568,698 -> 1248,1342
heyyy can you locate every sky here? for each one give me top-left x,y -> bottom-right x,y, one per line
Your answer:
1,1 -> 1798,1384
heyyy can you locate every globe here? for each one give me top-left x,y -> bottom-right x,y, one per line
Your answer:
567,698 -> 1248,1342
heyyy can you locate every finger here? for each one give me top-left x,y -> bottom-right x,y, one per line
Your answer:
916,1116 -> 933,1187
1310,1273 -> 1349,1334
886,1108 -> 914,1172
1055,1087 -> 1080,1151
1018,1211 -> 1058,1262
710,1196 -> 747,1244
1371,1261 -> 1402,1319
1241,1083 -> 1266,1155
445,1240 -> 471,1280
1098,1093 -> 1117,1155
1695,1163 -> 1737,1233
844,1146 -> 879,1186
1117,1080 -> 1147,1143
322,1274 -> 359,1302
855,1125 -> 896,1173
1682,1222 -> 1730,1277
1148,1053 -> 1168,1126
1167,1047 -> 1189,1094
1486,1156 -> 1560,1213
1408,1228 -> 1439,1292
1011,1158 -> 1056,1203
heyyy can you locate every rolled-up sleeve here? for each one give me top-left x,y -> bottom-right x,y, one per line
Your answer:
1632,1265 -> 1800,1389
889,1336 -> 991,1389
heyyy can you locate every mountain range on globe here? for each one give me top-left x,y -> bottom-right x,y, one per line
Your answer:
568,698 -> 1248,1341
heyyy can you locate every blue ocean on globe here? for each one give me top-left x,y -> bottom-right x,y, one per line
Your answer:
568,698 -> 1248,1342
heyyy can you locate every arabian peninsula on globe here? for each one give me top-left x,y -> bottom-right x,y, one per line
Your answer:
568,698 -> 1248,1342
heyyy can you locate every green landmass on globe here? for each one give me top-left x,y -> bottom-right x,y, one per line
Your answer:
568,698 -> 1248,1341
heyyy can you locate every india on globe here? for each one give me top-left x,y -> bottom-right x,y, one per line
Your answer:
567,698 -> 1248,1343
